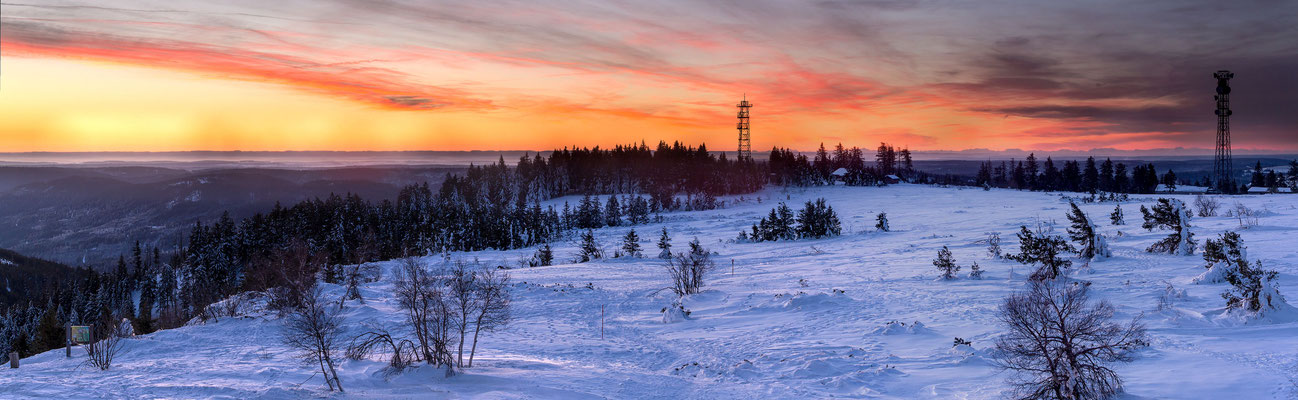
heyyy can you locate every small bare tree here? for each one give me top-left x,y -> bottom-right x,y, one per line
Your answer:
467,267 -> 511,367
448,260 -> 479,368
83,323 -> 126,371
282,285 -> 345,392
993,281 -> 1147,400
1193,195 -> 1220,217
393,257 -> 456,375
667,238 -> 714,296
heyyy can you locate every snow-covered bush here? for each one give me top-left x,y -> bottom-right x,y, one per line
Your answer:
993,281 -> 1147,400
1193,231 -> 1246,284
1007,226 -> 1073,281
1141,198 -> 1195,255
933,246 -> 960,280
1227,202 -> 1258,228
1222,260 -> 1288,316
529,243 -> 554,267
661,300 -> 691,323
1066,202 -> 1110,260
876,212 -> 890,232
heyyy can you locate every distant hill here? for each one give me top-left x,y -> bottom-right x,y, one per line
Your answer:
0,248 -> 85,307
0,165 -> 462,268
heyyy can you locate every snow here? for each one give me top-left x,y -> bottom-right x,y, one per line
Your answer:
0,258 -> 12,266
3,185 -> 1298,399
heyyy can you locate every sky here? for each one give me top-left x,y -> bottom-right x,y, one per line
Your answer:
1,0 -> 1295,153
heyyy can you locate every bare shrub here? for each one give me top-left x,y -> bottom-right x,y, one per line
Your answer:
993,281 -> 1147,400
1228,202 -> 1258,228
282,285 -> 345,392
467,267 -> 511,368
393,257 -> 456,375
1193,195 -> 1220,217
83,324 -> 127,371
667,238 -> 714,296
346,322 -> 418,376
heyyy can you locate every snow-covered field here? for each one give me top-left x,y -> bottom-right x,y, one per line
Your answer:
4,185 -> 1298,399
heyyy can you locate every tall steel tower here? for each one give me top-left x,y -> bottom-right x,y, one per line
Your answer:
736,95 -> 752,161
1211,70 -> 1234,193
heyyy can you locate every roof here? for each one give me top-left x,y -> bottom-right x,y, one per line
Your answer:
1247,186 -> 1292,193
884,174 -> 901,180
830,168 -> 849,177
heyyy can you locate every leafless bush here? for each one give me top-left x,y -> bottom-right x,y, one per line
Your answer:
255,240 -> 326,315
667,238 -> 714,296
1228,202 -> 1258,228
282,285 -> 345,392
347,322 -> 418,376
467,267 -> 511,367
993,281 -> 1147,400
83,324 -> 127,371
1194,195 -> 1220,217
393,257 -> 456,375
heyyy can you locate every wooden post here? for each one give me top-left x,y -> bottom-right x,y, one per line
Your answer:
599,305 -> 605,340
66,324 -> 72,358
9,352 -> 16,368
731,259 -> 735,275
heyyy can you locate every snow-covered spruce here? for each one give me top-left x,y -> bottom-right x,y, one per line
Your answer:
876,212 -> 890,232
657,227 -> 672,259
747,199 -> 841,241
1141,198 -> 1195,255
1066,201 -> 1110,260
1007,226 -> 1074,280
1222,260 -> 1290,317
1193,231 -> 1247,284
1110,204 -> 1124,225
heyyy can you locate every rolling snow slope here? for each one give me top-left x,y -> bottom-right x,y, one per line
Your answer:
3,185 -> 1297,399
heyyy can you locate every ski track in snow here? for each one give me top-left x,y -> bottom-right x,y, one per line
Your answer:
3,185 -> 1298,399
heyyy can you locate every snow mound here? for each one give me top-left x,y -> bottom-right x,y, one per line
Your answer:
661,301 -> 691,323
869,320 -> 933,335
780,291 -> 852,311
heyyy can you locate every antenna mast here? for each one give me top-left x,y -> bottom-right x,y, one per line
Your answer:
1211,70 -> 1234,194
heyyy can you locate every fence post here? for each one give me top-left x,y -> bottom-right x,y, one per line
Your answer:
8,352 -> 16,368
66,324 -> 72,358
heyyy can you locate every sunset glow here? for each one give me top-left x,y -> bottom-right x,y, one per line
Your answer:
1,1 -> 1294,152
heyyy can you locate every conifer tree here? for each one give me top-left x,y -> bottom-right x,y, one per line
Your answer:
1008,226 -> 1074,280
657,228 -> 672,259
934,246 -> 960,280
1194,231 -> 1246,284
1066,202 -> 1110,260
621,229 -> 642,258
1141,198 -> 1195,255
876,212 -> 890,232
534,243 -> 554,267
605,196 -> 622,227
1110,204 -> 1124,225
577,230 -> 602,263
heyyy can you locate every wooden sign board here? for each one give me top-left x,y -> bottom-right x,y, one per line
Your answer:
70,326 -> 92,344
